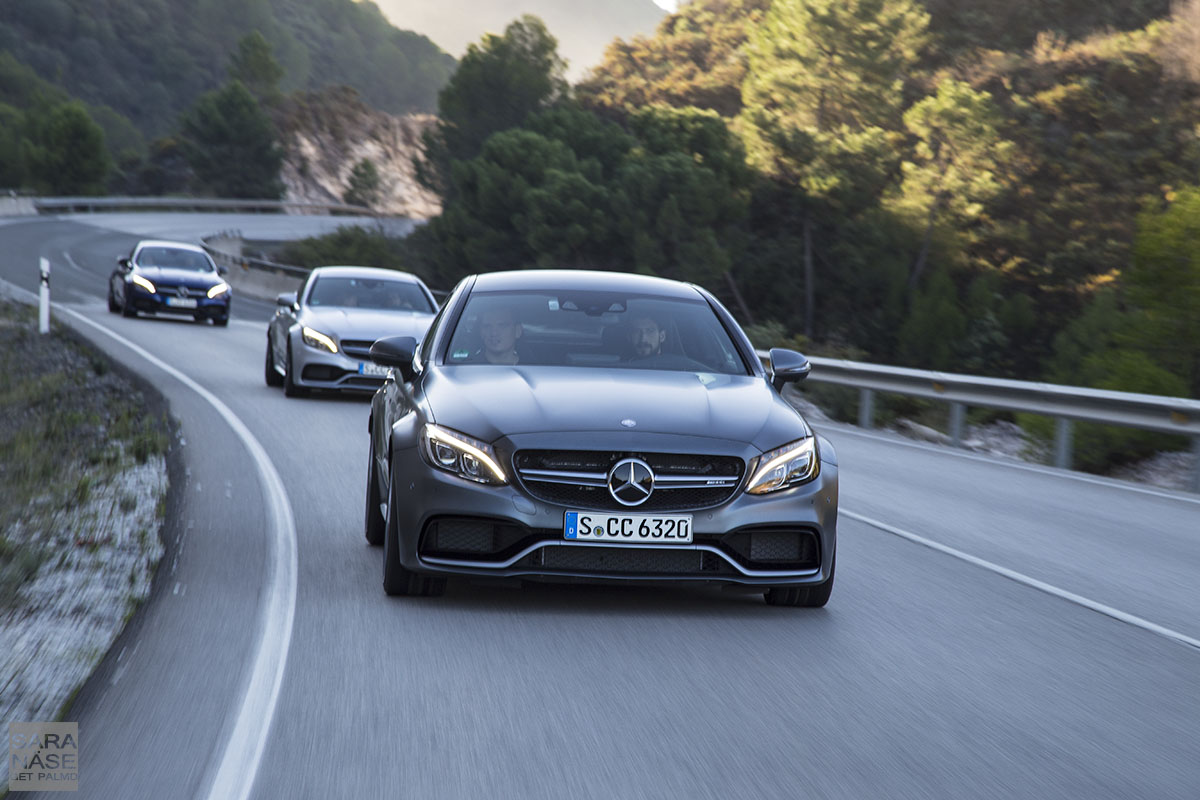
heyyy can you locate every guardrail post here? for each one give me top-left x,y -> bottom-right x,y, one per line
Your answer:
949,402 -> 966,447
1191,436 -> 1200,494
858,388 -> 875,429
1054,417 -> 1073,470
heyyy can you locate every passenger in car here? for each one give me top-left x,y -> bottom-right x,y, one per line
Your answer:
470,307 -> 523,364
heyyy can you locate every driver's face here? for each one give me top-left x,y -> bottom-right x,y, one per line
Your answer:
480,310 -> 520,355
630,318 -> 665,357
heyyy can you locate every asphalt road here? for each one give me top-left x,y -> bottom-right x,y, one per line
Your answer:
2,215 -> 1198,799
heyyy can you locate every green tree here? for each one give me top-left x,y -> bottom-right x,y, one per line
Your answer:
738,0 -> 928,337
892,80 -> 1015,295
1125,187 -> 1200,397
22,102 -> 111,195
0,104 -> 25,188
344,158 -> 382,208
742,0 -> 929,135
578,0 -> 771,118
896,267 -> 966,369
181,80 -> 283,199
417,15 -> 567,195
228,31 -> 284,105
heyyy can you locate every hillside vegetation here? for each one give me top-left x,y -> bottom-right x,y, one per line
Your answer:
376,2 -> 1200,471
0,0 -> 454,161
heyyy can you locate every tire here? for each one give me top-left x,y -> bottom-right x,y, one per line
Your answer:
283,340 -> 306,397
364,435 -> 385,546
764,553 -> 835,608
383,469 -> 445,597
107,287 -> 119,313
264,335 -> 283,387
214,315 -> 229,327
121,293 -> 137,318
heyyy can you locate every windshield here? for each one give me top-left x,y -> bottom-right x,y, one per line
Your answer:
306,276 -> 434,312
135,247 -> 214,272
445,290 -> 749,374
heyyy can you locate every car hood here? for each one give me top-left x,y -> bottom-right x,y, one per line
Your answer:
136,267 -> 222,288
300,307 -> 434,340
423,366 -> 810,450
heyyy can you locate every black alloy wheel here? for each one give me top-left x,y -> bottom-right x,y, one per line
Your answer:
264,335 -> 283,387
283,340 -> 306,397
364,435 -> 386,545
764,554 -> 835,608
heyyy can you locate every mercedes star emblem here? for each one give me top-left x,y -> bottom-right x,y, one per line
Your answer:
608,457 -> 654,506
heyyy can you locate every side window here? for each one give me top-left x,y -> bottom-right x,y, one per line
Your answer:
419,302 -> 451,364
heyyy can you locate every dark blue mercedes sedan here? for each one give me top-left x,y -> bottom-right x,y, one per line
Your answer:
364,269 -> 838,607
108,240 -> 232,326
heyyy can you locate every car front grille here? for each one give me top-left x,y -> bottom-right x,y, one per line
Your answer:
525,545 -> 731,575
157,285 -> 207,299
514,449 -> 744,511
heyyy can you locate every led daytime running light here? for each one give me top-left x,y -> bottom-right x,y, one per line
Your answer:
423,424 -> 507,484
207,282 -> 230,298
302,326 -> 338,353
746,437 -> 818,495
131,274 -> 156,293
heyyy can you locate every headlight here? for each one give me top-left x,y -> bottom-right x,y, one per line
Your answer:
421,424 -> 508,485
301,326 -> 337,353
745,438 -> 819,495
130,274 -> 156,293
207,282 -> 230,298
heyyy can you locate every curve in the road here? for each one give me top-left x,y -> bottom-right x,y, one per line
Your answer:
58,304 -> 298,800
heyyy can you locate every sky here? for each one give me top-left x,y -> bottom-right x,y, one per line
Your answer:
652,0 -> 677,10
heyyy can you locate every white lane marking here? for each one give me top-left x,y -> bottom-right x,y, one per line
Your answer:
60,250 -> 88,274
54,304 -> 298,800
824,423 -> 1200,506
844,509 -> 1200,653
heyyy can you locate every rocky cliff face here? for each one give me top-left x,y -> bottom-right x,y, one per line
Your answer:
278,87 -> 442,219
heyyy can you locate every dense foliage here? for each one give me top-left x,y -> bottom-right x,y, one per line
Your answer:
0,0 -> 454,137
391,0 -> 1200,471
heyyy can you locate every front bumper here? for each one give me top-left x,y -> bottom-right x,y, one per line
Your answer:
290,333 -> 389,393
390,442 -> 838,588
128,287 -> 229,319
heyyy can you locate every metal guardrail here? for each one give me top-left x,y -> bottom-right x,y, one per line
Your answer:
34,196 -> 375,216
757,349 -> 1200,492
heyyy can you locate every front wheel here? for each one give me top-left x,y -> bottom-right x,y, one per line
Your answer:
121,292 -> 137,318
107,286 -> 119,313
383,470 -> 445,597
764,553 -> 835,607
283,340 -> 306,397
364,436 -> 385,546
264,335 -> 283,387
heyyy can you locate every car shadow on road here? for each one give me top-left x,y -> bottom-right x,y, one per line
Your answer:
392,578 -> 832,620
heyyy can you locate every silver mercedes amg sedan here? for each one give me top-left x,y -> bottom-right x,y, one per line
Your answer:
265,266 -> 437,396
364,269 -> 838,606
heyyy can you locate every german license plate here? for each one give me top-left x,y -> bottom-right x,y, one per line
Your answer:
165,297 -> 197,309
358,362 -> 389,378
564,511 -> 693,543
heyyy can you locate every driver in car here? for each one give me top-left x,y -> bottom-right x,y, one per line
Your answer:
628,315 -> 667,359
471,307 -> 522,364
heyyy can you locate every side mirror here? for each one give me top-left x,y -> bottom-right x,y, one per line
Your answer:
216,264 -> 229,276
276,291 -> 297,309
118,257 -> 130,270
369,336 -> 418,382
769,348 -> 811,391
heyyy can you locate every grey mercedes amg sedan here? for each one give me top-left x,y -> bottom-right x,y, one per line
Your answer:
365,269 -> 838,606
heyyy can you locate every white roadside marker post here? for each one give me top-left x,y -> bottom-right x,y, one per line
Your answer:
38,257 -> 51,334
